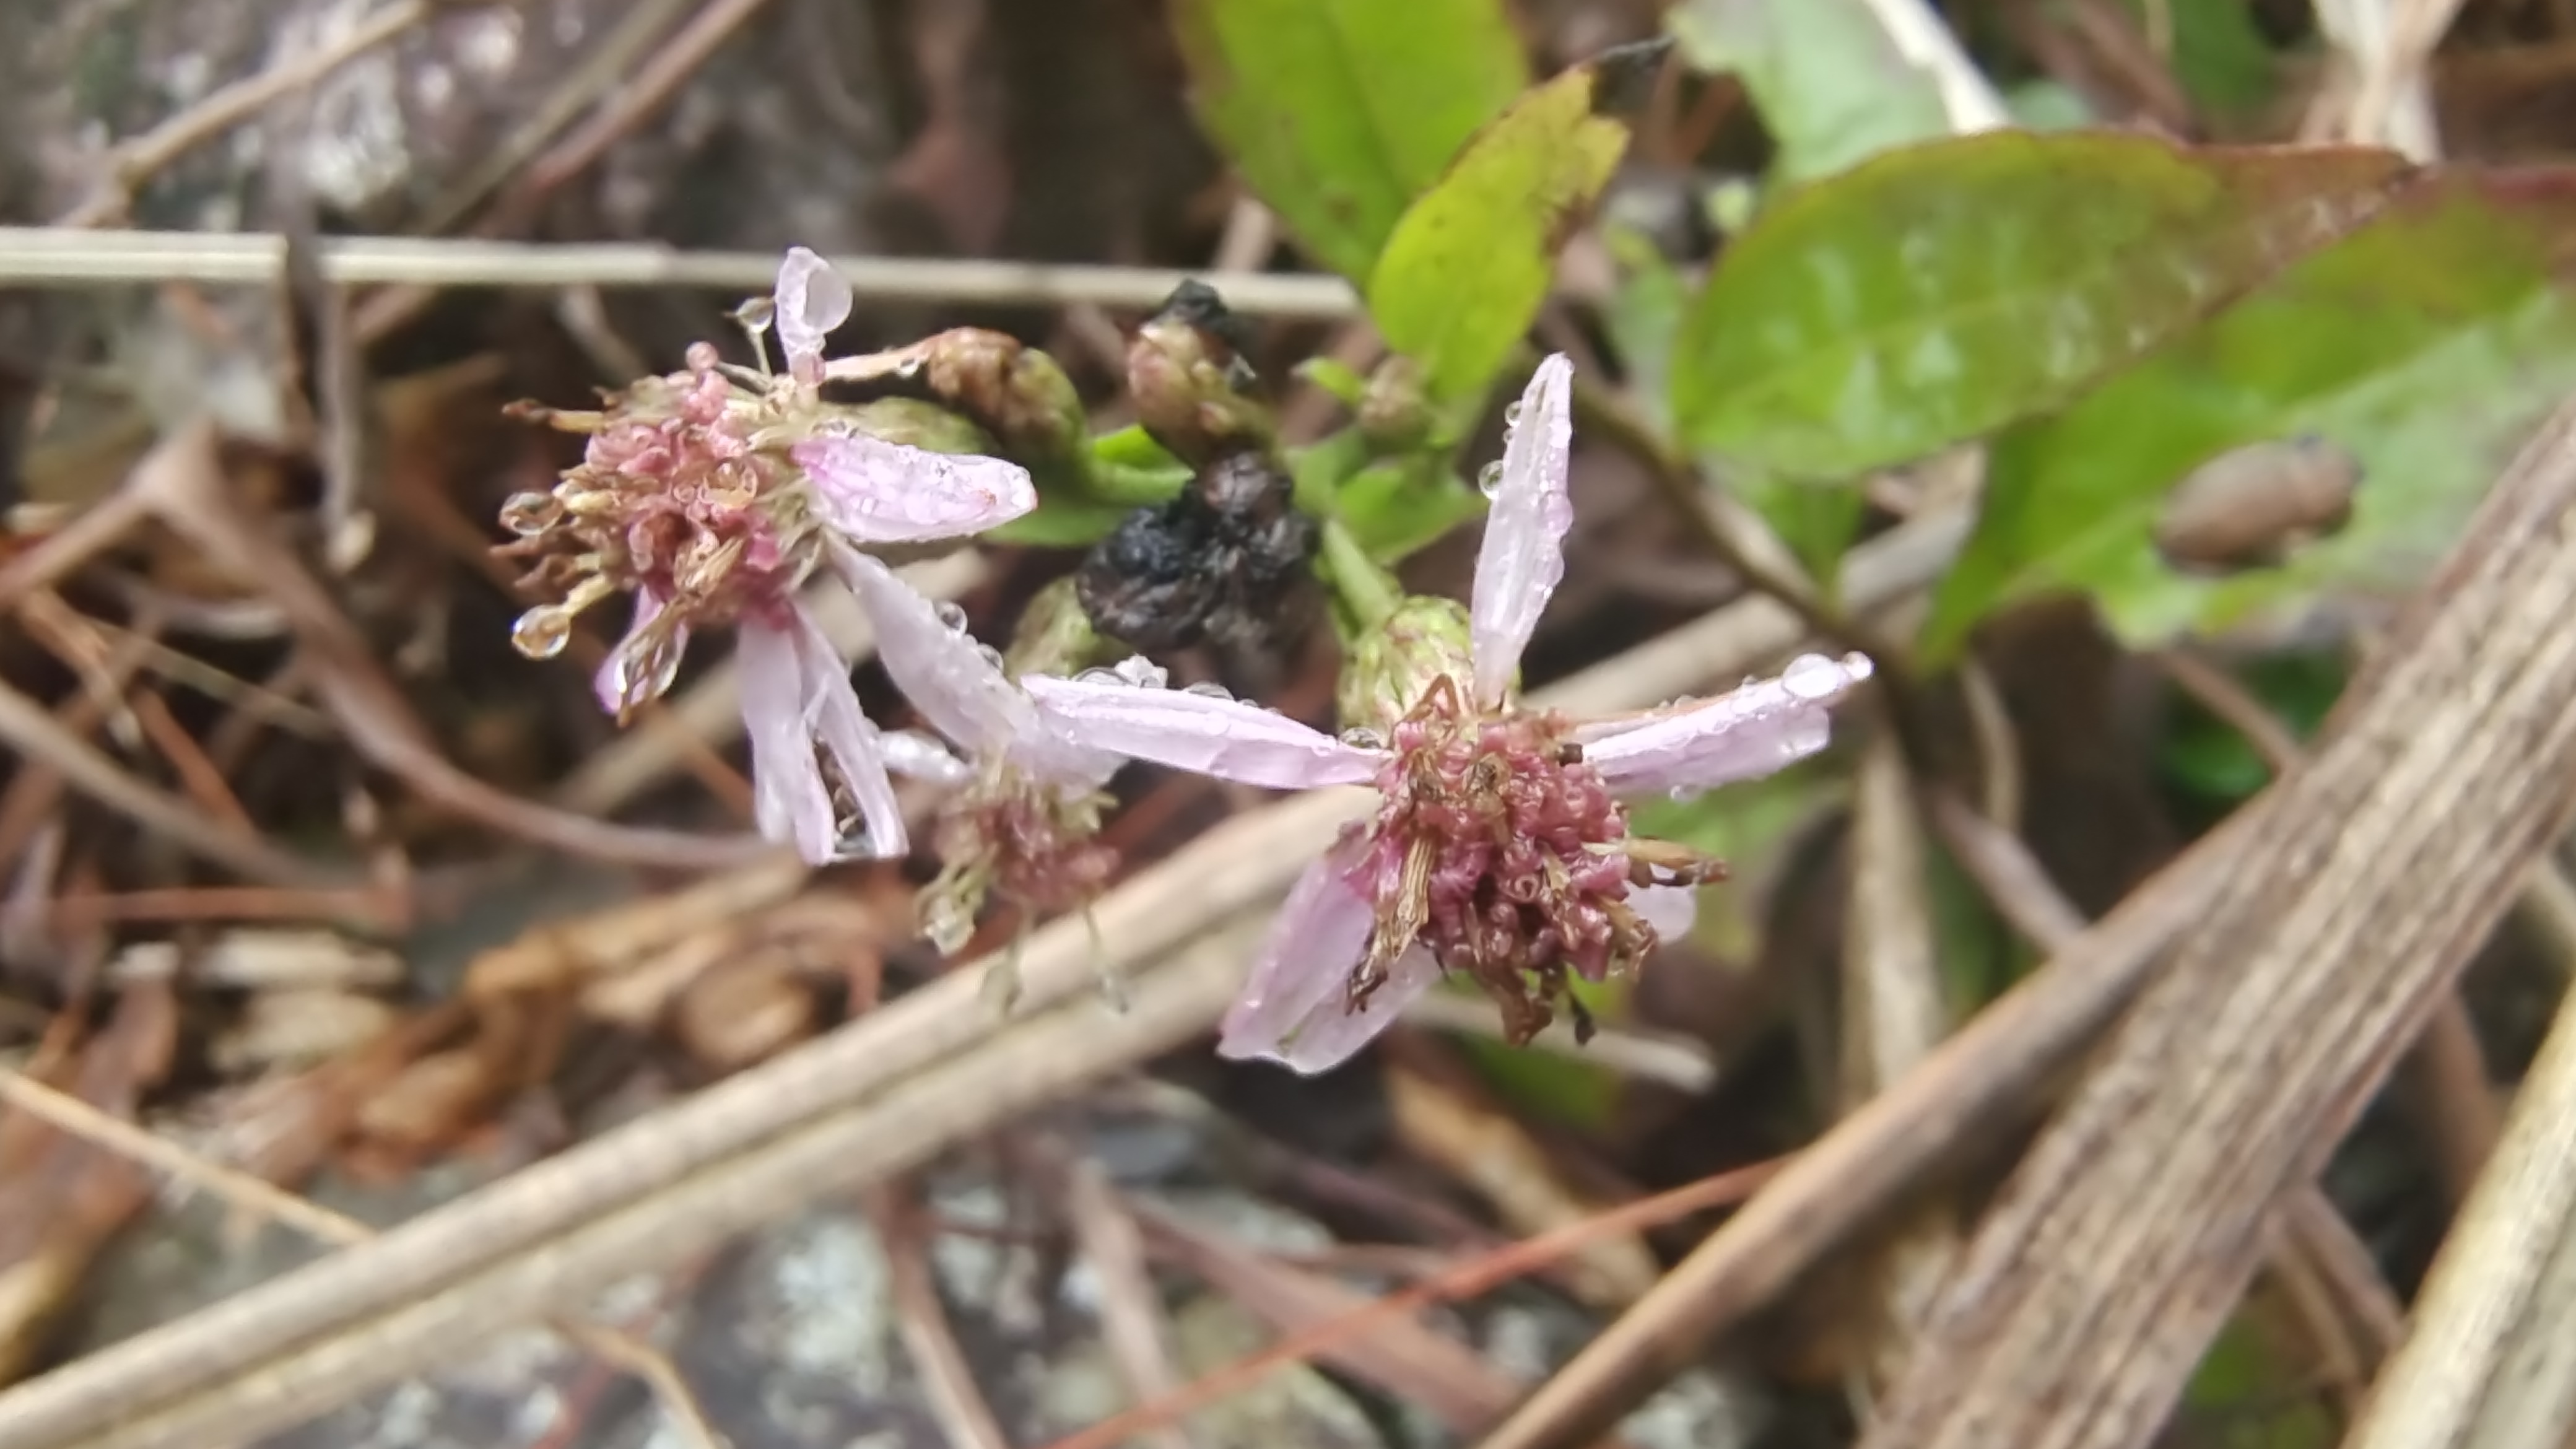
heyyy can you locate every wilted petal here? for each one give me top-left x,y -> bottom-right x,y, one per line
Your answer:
1469,354 -> 1575,710
1580,652 -> 1874,798
835,544 -> 1124,789
793,435 -> 1035,544
735,618 -> 844,864
1022,671 -> 1383,790
773,246 -> 853,379
881,728 -> 970,786
1628,882 -> 1699,940
791,604 -> 908,859
593,586 -> 687,715
1217,846 -> 1440,1073
837,546 -> 1031,757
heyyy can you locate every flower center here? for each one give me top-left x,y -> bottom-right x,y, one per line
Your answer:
921,765 -> 1118,955
498,355 -> 817,670
1345,674 -> 1712,1045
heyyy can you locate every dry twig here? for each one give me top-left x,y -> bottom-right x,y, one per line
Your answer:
1856,393 -> 2576,1449
0,510 -> 1973,1449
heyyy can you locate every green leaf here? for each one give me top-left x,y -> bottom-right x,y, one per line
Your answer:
1337,456 -> 1487,564
1172,0 -> 1528,282
1367,43 -> 1663,401
2121,0 -> 2276,121
1602,223 -> 1688,437
1721,464 -> 1869,590
1924,177 -> 2576,661
1670,131 -> 2415,480
2160,653 -> 2346,804
1665,0 -> 1951,186
986,496 -> 1139,549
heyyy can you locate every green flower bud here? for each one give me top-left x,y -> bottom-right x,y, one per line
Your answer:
1338,594 -> 1475,735
1003,575 -> 1115,679
1357,354 -> 1434,453
1126,281 -> 1276,468
827,396 -> 1001,456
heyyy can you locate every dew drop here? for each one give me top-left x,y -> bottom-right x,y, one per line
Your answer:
1339,726 -> 1387,751
498,491 -> 560,536
510,607 -> 571,659
1181,681 -> 1234,700
1074,667 -> 1129,687
1110,658 -> 1170,689
1780,653 -> 1851,702
976,644 -> 1007,673
1477,461 -> 1505,498
1503,400 -> 1525,427
934,601 -> 971,633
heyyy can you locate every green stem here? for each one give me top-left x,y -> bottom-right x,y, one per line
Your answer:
1319,516 -> 1403,637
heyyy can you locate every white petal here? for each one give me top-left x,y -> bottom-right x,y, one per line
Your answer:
735,619 -> 843,864
1217,847 -> 1373,1068
1266,946 -> 1442,1074
792,434 -> 1036,544
835,546 -> 1031,757
1021,671 -> 1383,790
1580,653 -> 1874,798
1628,881 -> 1699,940
1469,354 -> 1576,710
773,246 -> 852,376
788,604 -> 909,859
835,545 -> 1126,789
593,586 -> 685,714
881,728 -> 971,786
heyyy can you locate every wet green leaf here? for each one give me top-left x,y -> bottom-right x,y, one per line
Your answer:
1172,0 -> 1528,282
1336,455 -> 1486,564
1924,178 -> 2576,661
1665,0 -> 1952,186
1671,131 -> 2414,480
1368,44 -> 1664,401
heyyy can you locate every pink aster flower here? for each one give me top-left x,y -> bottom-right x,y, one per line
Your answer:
499,247 -> 1038,863
832,543 -> 1136,953
1020,354 -> 1873,1072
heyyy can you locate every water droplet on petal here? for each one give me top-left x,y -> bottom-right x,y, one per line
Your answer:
1781,653 -> 1852,701
1181,681 -> 1234,700
934,601 -> 971,633
499,491 -> 560,536
1477,461 -> 1505,498
976,644 -> 1007,672
1503,400 -> 1525,427
511,606 -> 571,659
1074,667 -> 1129,687
1111,658 -> 1169,689
1339,726 -> 1386,751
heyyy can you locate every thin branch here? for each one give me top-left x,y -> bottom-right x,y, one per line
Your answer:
55,1 -> 433,227
1858,390 -> 2576,1449
0,511 -> 1972,1449
868,1181 -> 1013,1449
0,228 -> 1363,317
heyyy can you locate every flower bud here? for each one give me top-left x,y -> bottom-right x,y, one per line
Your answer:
1126,282 -> 1274,469
912,329 -> 1087,464
1357,354 -> 1434,453
1337,594 -> 1474,735
822,396 -> 1002,458
1004,575 -> 1113,679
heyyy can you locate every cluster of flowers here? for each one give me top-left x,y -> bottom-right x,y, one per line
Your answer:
503,249 -> 1873,1074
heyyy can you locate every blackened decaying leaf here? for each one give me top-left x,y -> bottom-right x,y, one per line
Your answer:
1076,453 -> 1318,653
